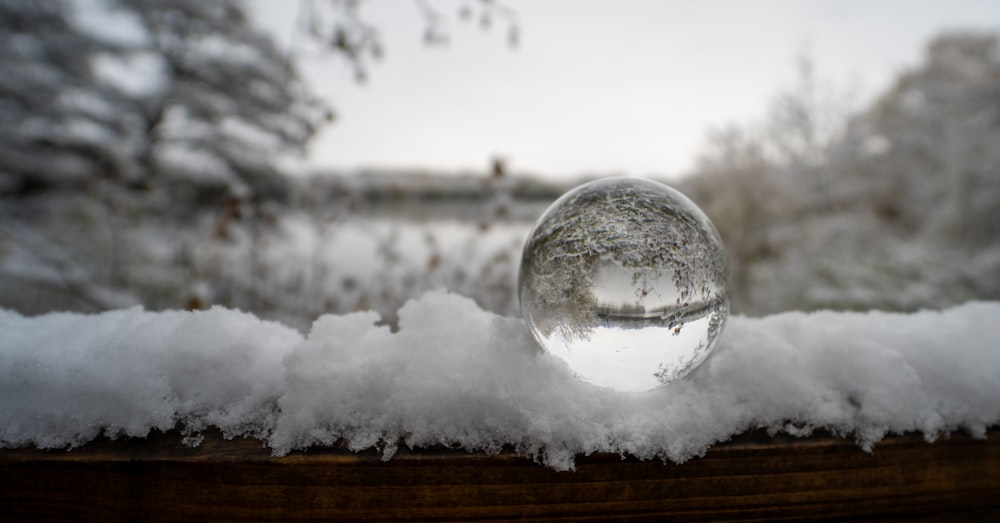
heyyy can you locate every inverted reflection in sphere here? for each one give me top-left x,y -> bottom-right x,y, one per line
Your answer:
518,177 -> 730,392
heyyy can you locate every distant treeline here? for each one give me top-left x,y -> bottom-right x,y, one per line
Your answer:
299,170 -> 570,204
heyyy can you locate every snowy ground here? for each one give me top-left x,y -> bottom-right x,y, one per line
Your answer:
3,291 -> 998,470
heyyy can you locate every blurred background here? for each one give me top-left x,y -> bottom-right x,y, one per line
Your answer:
2,0 -> 998,331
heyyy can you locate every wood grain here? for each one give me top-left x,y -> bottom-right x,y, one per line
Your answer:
1,429 -> 998,521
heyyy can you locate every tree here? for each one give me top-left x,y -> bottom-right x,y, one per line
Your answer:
0,0 -> 119,192
298,0 -> 519,82
0,0 -> 331,201
857,33 -> 1000,244
1,0 -> 518,199
686,31 -> 1000,315
0,0 -> 336,316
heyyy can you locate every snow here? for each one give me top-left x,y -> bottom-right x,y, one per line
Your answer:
90,52 -> 166,97
2,291 -> 998,470
0,306 -> 296,448
69,0 -> 150,48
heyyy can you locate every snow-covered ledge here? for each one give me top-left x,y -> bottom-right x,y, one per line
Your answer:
3,290 -> 998,470
2,290 -> 1000,519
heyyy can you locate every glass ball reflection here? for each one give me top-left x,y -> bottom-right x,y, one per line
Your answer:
518,177 -> 730,392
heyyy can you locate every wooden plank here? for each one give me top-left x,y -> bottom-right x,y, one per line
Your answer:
1,429 -> 997,521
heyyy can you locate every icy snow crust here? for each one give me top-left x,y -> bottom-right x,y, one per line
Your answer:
2,291 -> 999,470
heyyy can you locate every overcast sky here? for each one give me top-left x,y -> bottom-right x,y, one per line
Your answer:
251,0 -> 998,180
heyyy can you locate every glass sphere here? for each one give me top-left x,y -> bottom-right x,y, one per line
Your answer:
518,177 -> 730,392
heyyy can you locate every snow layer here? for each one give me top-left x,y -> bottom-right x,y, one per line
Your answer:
2,291 -> 999,470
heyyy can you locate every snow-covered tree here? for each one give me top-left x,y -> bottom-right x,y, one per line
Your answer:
686,31 -> 1000,315
0,0 -> 333,315
1,0 -> 330,200
0,0 -> 119,192
856,33 -> 1000,244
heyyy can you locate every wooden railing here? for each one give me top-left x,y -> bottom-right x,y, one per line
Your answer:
1,428 -> 997,521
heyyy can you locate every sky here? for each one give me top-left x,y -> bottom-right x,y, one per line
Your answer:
251,0 -> 999,180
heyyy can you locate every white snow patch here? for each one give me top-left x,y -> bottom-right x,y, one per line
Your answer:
69,0 -> 150,48
2,292 -> 999,470
90,52 -> 167,97
0,306 -> 299,447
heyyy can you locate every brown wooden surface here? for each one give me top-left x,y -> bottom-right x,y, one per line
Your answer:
1,428 -> 998,522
